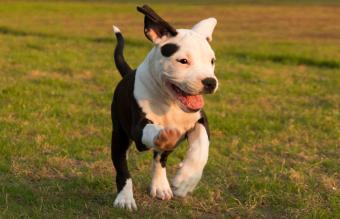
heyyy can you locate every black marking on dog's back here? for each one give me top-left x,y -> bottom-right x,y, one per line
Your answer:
112,70 -> 150,152
161,43 -> 179,57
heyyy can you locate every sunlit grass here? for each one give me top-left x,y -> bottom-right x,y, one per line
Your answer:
0,1 -> 339,218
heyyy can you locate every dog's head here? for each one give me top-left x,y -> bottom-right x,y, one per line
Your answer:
137,5 -> 218,113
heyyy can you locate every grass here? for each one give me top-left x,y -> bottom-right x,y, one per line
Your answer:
0,0 -> 339,218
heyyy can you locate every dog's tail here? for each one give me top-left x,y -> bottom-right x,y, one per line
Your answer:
113,25 -> 133,77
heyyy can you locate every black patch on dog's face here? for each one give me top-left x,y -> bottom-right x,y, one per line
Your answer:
161,43 -> 179,57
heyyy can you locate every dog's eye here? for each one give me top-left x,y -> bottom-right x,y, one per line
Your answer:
177,59 -> 188,64
211,58 -> 216,65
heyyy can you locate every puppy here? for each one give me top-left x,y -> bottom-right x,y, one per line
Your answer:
111,5 -> 218,210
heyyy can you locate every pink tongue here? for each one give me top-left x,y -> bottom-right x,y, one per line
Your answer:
178,95 -> 204,110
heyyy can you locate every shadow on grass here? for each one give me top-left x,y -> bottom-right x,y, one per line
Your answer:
0,173 -> 118,216
0,25 -> 145,47
230,52 -> 340,69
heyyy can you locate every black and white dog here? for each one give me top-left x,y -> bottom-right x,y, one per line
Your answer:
111,5 -> 218,210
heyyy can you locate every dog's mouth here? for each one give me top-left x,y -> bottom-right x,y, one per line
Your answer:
168,83 -> 204,112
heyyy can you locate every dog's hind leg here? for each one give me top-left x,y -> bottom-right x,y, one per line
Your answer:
172,116 -> 210,197
149,151 -> 173,200
111,125 -> 137,210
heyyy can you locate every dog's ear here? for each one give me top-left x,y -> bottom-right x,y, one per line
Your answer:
137,5 -> 177,44
192,18 -> 217,42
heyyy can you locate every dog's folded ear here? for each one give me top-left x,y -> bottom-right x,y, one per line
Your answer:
137,5 -> 177,44
192,18 -> 217,42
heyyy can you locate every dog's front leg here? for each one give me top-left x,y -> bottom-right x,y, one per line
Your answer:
172,122 -> 209,197
150,151 -> 173,200
140,124 -> 180,200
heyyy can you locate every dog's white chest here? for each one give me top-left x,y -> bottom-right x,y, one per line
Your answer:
138,99 -> 200,134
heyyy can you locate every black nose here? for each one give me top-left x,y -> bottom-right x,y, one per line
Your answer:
202,77 -> 217,92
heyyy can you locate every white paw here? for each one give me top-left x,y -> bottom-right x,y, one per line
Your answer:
172,165 -> 203,197
113,194 -> 137,211
150,176 -> 173,200
113,179 -> 137,211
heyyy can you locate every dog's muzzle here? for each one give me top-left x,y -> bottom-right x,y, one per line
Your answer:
201,77 -> 217,93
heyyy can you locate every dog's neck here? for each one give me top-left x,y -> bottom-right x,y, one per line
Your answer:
134,48 -> 171,106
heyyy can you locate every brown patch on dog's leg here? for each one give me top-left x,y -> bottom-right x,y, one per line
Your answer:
154,128 -> 181,151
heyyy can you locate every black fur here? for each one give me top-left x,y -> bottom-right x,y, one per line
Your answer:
153,151 -> 172,168
114,32 -> 133,77
111,127 -> 131,191
198,110 -> 210,140
112,71 -> 150,152
137,5 -> 177,42
161,43 -> 179,57
111,71 -> 148,192
160,151 -> 172,167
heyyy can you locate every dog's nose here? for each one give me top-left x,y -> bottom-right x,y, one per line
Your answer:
202,77 -> 217,93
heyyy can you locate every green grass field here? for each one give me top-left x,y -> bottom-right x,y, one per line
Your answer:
0,1 -> 339,218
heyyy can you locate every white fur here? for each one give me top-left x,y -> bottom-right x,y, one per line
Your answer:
134,28 -> 217,135
142,123 -> 163,148
172,123 -> 209,197
135,53 -> 201,136
113,179 -> 137,211
134,18 -> 216,200
134,26 -> 218,129
161,29 -> 218,93
191,18 -> 217,42
150,154 -> 173,200
112,25 -> 120,33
